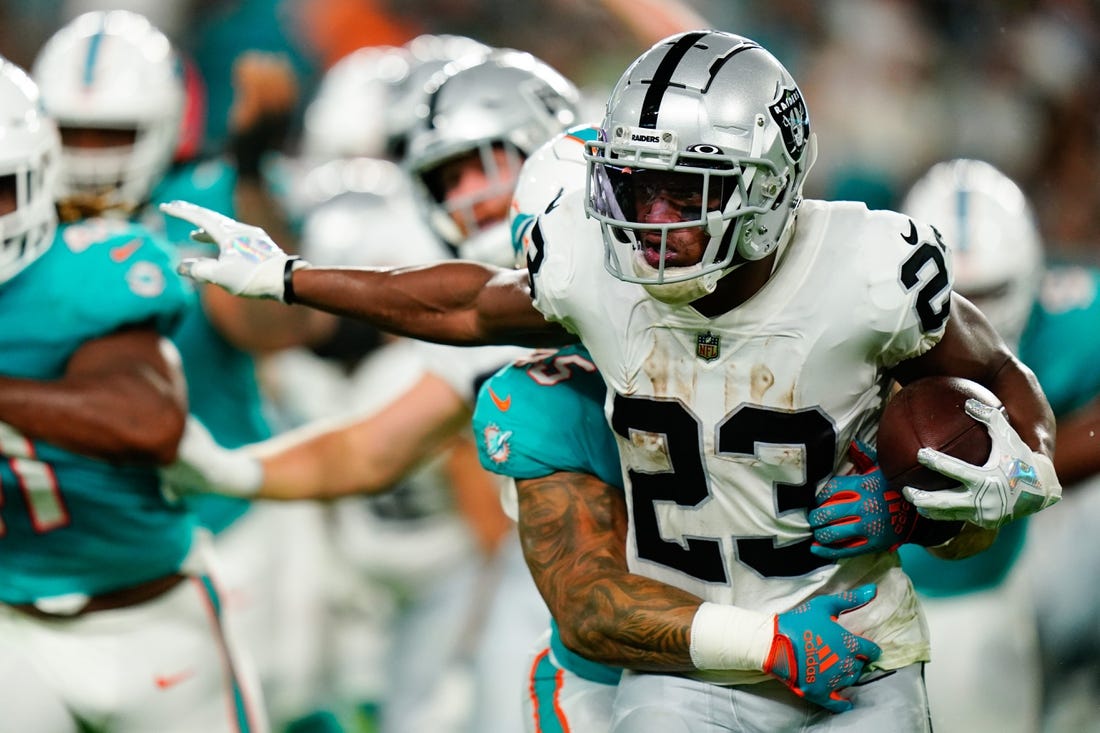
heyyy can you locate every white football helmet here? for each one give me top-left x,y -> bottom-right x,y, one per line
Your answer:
510,124 -> 597,268
0,58 -> 60,285
901,158 -> 1043,350
586,30 -> 817,303
31,10 -> 184,207
404,50 -> 579,265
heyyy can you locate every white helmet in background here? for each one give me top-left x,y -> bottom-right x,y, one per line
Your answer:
587,30 -> 817,304
510,124 -> 597,268
0,58 -> 61,284
404,49 -> 579,266
901,158 -> 1043,349
32,10 -> 184,207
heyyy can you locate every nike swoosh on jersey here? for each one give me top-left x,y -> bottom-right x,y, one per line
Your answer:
901,220 -> 918,245
110,237 -> 143,262
544,188 -> 565,214
488,387 -> 512,412
154,668 -> 195,690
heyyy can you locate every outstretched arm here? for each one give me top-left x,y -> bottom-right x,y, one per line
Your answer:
162,201 -> 572,347
289,263 -> 571,347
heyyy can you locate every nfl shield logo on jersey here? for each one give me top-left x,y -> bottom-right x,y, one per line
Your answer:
696,331 -> 720,361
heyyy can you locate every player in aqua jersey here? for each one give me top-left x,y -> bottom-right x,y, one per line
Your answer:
0,57 -> 267,733
471,344 -> 625,731
32,13 -> 335,730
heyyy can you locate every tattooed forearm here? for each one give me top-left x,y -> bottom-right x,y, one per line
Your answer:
516,471 -> 703,671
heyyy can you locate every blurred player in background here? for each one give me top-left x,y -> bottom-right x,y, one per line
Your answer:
167,48 -> 582,733
167,29 -> 1063,730
0,56 -> 267,732
30,11 -> 335,731
265,37 -> 502,729
901,158 -> 1100,733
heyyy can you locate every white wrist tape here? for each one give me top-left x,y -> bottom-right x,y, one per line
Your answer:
208,448 -> 264,497
689,602 -> 775,672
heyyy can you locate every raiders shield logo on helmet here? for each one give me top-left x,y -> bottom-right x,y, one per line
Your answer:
768,86 -> 809,162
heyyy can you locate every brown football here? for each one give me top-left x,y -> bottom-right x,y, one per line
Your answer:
877,376 -> 1000,492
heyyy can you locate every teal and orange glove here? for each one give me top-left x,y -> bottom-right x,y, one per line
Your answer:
763,584 -> 881,713
810,441 -> 965,558
808,442 -> 918,559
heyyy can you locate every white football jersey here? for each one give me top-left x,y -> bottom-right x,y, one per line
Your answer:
530,194 -> 953,683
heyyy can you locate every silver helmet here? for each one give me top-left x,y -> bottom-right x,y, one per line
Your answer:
901,158 -> 1043,350
0,57 -> 60,285
586,30 -> 816,303
404,49 -> 579,264
301,44 -> 411,163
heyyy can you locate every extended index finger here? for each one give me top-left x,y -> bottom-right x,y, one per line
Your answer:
159,201 -> 233,231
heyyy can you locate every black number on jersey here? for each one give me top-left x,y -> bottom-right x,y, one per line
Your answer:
610,395 -> 836,583
899,221 -> 951,333
525,221 -> 546,299
718,405 -> 836,577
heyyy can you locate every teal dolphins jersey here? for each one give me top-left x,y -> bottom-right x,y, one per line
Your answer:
1019,263 -> 1100,416
473,344 -> 624,684
147,159 -> 272,533
901,263 -> 1100,596
472,345 -> 622,488
0,219 -> 195,603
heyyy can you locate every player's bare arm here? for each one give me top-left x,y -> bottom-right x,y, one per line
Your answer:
516,470 -> 702,671
518,469 -> 881,713
165,372 -> 475,499
290,262 -> 572,347
1049,397 -> 1100,487
162,199 -> 573,347
0,326 -> 186,464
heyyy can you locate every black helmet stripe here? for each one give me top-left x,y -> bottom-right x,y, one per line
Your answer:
639,31 -> 708,129
703,41 -> 759,93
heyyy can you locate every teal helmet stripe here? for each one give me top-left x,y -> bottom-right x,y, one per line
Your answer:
82,16 -> 108,87
954,185 -> 970,252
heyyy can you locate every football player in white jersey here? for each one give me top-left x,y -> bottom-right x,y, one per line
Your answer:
165,30 -> 1061,731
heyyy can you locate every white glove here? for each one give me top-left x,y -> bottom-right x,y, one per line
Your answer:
903,399 -> 1061,529
161,416 -> 263,498
159,200 -> 308,302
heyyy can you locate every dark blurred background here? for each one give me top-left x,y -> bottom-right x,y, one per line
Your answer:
3,0 -> 1097,264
